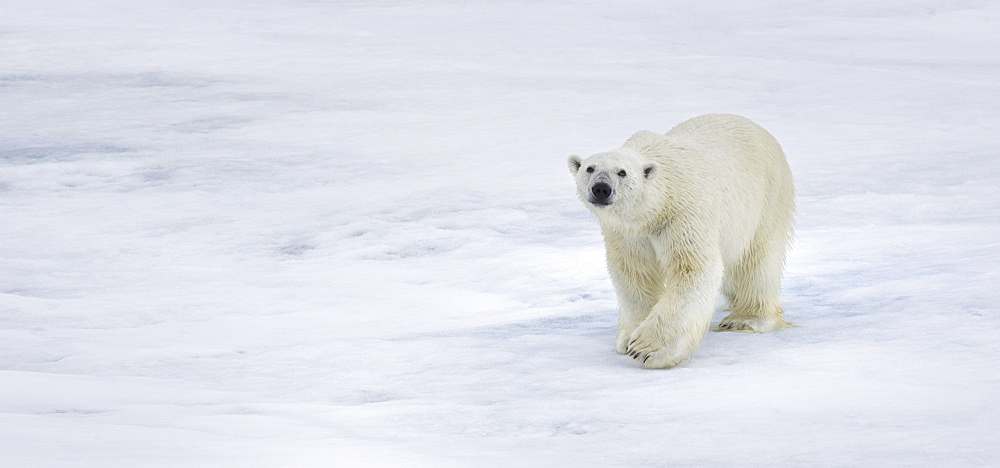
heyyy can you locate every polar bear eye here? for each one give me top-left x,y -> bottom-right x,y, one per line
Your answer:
586,166 -> 595,173
618,170 -> 627,177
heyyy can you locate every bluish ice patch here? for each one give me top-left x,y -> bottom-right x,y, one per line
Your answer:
0,74 -> 40,86
279,241 -> 318,256
392,312 -> 612,342
0,72 -> 221,89
140,168 -> 174,183
170,115 -> 255,134
0,142 -> 129,164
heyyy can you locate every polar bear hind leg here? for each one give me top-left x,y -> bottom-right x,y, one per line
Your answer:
715,219 -> 794,333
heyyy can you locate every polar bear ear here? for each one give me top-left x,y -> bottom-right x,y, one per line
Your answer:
568,155 -> 583,174
643,161 -> 659,179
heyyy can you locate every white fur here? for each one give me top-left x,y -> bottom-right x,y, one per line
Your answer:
568,114 -> 795,368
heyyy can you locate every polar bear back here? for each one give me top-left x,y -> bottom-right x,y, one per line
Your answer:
658,114 -> 794,266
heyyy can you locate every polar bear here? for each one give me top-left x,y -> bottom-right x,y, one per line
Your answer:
568,114 -> 795,368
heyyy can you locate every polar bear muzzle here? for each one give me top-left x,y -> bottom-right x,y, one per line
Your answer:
590,181 -> 613,206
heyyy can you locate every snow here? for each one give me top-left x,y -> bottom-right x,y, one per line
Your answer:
2,0 -> 998,465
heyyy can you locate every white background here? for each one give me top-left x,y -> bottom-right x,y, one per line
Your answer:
2,1 -> 998,465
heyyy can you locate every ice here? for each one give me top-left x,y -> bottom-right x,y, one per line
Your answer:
2,0 -> 998,465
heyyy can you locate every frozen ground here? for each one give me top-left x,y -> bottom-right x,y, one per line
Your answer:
2,0 -> 999,466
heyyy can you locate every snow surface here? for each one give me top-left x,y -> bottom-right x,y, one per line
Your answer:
2,0 -> 999,466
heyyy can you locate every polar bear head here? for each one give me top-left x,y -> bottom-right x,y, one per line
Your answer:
568,148 -> 660,217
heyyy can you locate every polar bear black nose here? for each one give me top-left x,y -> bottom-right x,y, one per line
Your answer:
591,182 -> 612,202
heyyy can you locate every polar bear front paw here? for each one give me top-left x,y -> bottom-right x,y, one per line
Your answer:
625,321 -> 693,369
615,325 -> 641,354
615,333 -> 630,355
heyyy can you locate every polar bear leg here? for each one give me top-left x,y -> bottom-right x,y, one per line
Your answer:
604,234 -> 662,354
716,227 -> 792,332
626,243 -> 723,368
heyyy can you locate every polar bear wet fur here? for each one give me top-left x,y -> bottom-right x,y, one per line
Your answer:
568,114 -> 794,369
